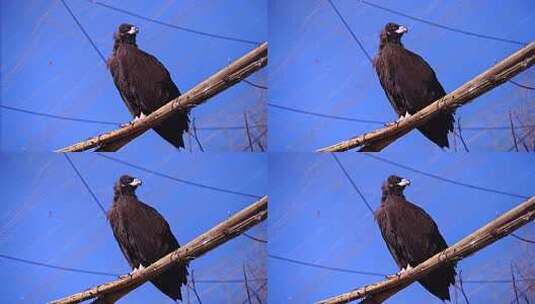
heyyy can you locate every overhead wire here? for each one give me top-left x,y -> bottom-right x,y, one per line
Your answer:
87,0 -> 261,46
96,154 -> 263,199
331,153 -> 374,214
64,153 -> 107,215
60,0 -> 107,65
0,253 -> 266,283
359,0 -> 528,46
268,103 -> 535,130
364,153 -> 530,199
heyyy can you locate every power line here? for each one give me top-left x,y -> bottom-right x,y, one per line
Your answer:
331,154 -> 375,214
88,1 -> 261,46
64,154 -> 107,215
0,105 -> 120,126
268,103 -> 535,130
510,233 -> 535,244
268,103 -> 384,124
96,154 -> 263,199
0,253 -> 266,283
243,79 -> 268,90
268,254 -> 385,277
0,104 -> 265,130
60,0 -> 107,64
328,0 -> 373,64
0,253 -> 118,277
508,79 -> 535,90
364,153 -> 530,199
6,101 -> 528,132
242,232 -> 267,244
359,0 -> 528,46
268,254 -> 535,284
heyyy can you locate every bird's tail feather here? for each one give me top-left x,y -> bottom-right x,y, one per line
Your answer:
151,263 -> 189,301
418,263 -> 456,301
417,111 -> 455,149
153,110 -> 190,149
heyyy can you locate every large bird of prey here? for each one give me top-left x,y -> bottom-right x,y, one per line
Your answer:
107,23 -> 189,149
375,175 -> 456,301
108,175 -> 188,301
374,22 -> 454,148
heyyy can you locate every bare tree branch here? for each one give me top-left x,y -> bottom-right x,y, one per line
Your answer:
512,264 -> 520,304
191,118 -> 205,152
510,111 -> 520,152
456,118 -> 469,152
317,195 -> 535,304
50,196 -> 268,304
317,41 -> 535,152
190,270 -> 202,304
243,264 -> 252,304
244,112 -> 254,152
57,42 -> 268,152
458,271 -> 470,304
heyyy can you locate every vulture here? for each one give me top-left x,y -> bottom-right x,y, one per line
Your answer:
108,175 -> 188,301
375,175 -> 456,301
374,22 -> 454,148
107,23 -> 189,149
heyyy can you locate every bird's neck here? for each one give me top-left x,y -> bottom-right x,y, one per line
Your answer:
113,38 -> 137,53
379,39 -> 403,51
382,191 -> 405,203
114,190 -> 137,202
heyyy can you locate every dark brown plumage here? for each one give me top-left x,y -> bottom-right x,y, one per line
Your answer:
108,23 -> 189,149
375,175 -> 456,301
374,22 -> 454,148
107,175 -> 188,301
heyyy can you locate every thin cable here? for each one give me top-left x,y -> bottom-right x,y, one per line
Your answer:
7,101 -> 529,131
64,154 -> 107,215
268,254 -> 535,283
328,0 -> 373,64
0,104 -> 120,126
364,153 -> 530,199
242,233 -> 267,244
0,104 -> 265,130
360,0 -> 528,46
331,154 -> 375,214
89,1 -> 261,46
243,79 -> 268,90
268,254 -> 385,277
0,253 -> 118,277
97,154 -> 262,199
0,253 -> 266,283
510,233 -> 535,244
60,0 -> 107,64
508,80 -> 535,90
268,103 -> 534,130
268,103 -> 384,124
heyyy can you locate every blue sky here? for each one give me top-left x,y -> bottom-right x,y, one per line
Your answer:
268,0 -> 534,152
0,152 -> 267,303
1,0 -> 267,152
268,152 -> 535,303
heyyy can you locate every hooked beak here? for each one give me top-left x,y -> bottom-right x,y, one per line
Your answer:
397,178 -> 410,187
127,26 -> 139,35
129,178 -> 142,187
395,25 -> 408,34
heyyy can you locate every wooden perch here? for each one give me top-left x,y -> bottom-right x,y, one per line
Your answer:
50,195 -> 268,304
318,41 -> 535,152
57,42 -> 268,152
316,195 -> 535,304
